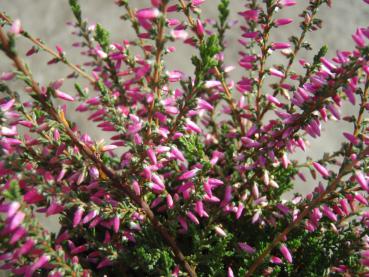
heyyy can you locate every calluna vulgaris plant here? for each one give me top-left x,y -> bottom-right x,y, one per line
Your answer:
1,0 -> 369,276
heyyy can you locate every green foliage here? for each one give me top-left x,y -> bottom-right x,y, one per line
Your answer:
2,180 -> 21,200
191,35 -> 221,85
218,0 -> 230,27
69,0 -> 82,23
94,24 -> 111,52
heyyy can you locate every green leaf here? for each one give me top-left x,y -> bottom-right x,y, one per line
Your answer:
94,24 -> 111,52
3,180 -> 21,200
69,0 -> 82,22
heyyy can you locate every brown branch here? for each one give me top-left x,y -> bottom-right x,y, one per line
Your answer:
0,26 -> 197,277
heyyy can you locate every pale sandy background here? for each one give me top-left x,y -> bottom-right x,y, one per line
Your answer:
0,1 -> 368,275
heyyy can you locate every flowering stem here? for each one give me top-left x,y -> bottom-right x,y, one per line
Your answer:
245,145 -> 369,276
0,12 -> 95,83
0,26 -> 197,277
147,2 -> 168,138
258,1 -> 323,122
178,0 -> 246,136
255,2 -> 275,122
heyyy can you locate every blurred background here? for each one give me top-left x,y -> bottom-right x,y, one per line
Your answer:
0,1 -> 368,273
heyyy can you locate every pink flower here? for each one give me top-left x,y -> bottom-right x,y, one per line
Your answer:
113,216 -> 120,233
171,30 -> 188,40
136,8 -> 160,19
214,225 -> 227,237
271,42 -> 291,50
280,244 -> 293,263
10,19 -> 21,35
179,169 -> 199,181
185,119 -> 202,134
9,211 -> 25,231
312,162 -> 330,178
196,19 -> 205,37
73,207 -> 84,227
275,18 -> 293,26
227,267 -> 234,277
101,144 -> 118,152
187,211 -> 200,225
238,242 -> 256,254
343,132 -> 359,145
278,0 -> 297,6
147,148 -> 157,165
55,90 -> 75,102
355,171 -> 368,191
29,255 -> 50,275
322,205 -> 337,222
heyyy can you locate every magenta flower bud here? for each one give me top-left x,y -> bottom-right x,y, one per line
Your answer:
271,42 -> 291,50
280,244 -> 293,263
195,201 -> 205,217
187,211 -> 200,225
322,205 -> 337,222
132,180 -> 141,196
196,19 -> 205,37
30,255 -> 50,273
278,0 -> 297,6
55,90 -> 75,102
148,182 -> 165,193
214,225 -> 227,237
227,267 -> 234,277
51,79 -> 64,90
275,18 -> 293,26
113,216 -> 120,233
0,98 -> 15,112
10,19 -> 21,35
147,148 -> 157,165
101,144 -> 118,152
97,258 -> 112,269
171,147 -> 186,162
312,162 -> 330,178
269,68 -> 285,78
236,203 -> 244,219
46,201 -> 64,216
171,29 -> 189,40
270,256 -> 283,264
252,183 -> 259,199
2,201 -> 21,218
185,119 -> 202,134
9,227 -> 27,244
73,207 -> 84,227
136,8 -> 160,19
89,166 -> 100,180
0,72 -> 15,81
178,168 -> 199,180
355,171 -> 368,191
14,239 -> 35,258
204,80 -> 221,88
238,242 -> 256,254
9,211 -> 25,231
82,210 -> 98,224
71,245 -> 88,255
354,193 -> 368,205
166,194 -> 174,209
339,198 -> 350,215
343,132 -> 359,145
197,99 -> 213,111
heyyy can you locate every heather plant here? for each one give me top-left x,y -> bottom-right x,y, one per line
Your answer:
1,0 -> 369,276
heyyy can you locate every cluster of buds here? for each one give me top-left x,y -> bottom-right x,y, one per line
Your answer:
1,0 -> 369,276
